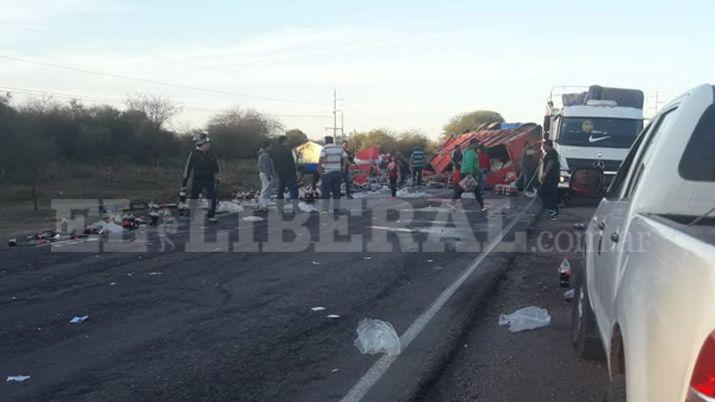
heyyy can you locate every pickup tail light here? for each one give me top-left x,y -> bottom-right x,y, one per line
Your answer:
687,331 -> 715,401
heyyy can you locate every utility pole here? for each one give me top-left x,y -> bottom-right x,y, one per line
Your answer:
333,89 -> 337,139
325,89 -> 343,142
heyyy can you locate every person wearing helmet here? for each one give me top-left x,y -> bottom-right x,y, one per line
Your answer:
181,131 -> 220,222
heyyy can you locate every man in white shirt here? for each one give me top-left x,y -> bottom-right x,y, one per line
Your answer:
319,136 -> 348,212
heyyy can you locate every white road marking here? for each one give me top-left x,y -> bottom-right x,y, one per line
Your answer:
340,197 -> 536,402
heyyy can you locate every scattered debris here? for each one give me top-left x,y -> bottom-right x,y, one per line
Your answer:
498,306 -> 551,332
396,188 -> 428,198
242,216 -> 265,222
298,201 -> 320,213
353,318 -> 401,356
326,314 -> 341,319
558,258 -> 572,288
69,315 -> 89,324
564,288 -> 575,301
310,307 -> 326,312
216,201 -> 244,214
6,375 -> 30,382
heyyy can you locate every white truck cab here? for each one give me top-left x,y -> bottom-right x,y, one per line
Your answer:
569,84 -> 715,401
544,86 -> 644,192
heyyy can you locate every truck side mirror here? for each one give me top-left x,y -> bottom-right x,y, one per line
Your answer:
543,116 -> 551,132
569,168 -> 604,197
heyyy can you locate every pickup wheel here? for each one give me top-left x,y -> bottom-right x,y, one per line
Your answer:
604,374 -> 627,402
571,263 -> 605,360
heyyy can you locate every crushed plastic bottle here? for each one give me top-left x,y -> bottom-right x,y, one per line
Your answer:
558,258 -> 571,288
498,306 -> 551,332
354,319 -> 401,356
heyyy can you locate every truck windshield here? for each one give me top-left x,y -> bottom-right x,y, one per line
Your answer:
559,117 -> 642,148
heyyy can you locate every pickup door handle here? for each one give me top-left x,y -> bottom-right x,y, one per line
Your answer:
610,233 -> 620,243
598,222 -> 606,230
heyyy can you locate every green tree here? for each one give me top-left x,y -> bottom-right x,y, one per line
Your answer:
345,129 -> 397,153
394,129 -> 434,157
284,128 -> 309,147
442,110 -> 504,140
7,109 -> 58,211
207,108 -> 284,159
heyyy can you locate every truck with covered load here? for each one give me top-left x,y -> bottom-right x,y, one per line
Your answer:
544,85 -> 645,196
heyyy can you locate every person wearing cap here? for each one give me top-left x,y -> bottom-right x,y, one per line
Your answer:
181,131 -> 220,222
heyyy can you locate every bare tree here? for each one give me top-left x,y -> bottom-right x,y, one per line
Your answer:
125,94 -> 182,129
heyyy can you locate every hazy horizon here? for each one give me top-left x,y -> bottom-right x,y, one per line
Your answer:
1,0 -> 713,139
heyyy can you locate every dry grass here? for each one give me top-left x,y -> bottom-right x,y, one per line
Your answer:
0,160 -> 258,239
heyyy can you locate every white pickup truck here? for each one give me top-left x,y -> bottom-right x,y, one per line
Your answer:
569,84 -> 715,402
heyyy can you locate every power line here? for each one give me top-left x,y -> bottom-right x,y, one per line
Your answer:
0,85 -> 328,118
0,54 -> 324,106
18,27 -> 257,76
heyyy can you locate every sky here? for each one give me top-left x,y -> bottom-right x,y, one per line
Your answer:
1,0 -> 714,140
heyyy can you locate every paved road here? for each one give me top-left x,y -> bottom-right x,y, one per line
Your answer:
0,192 -> 539,401
420,201 -> 609,401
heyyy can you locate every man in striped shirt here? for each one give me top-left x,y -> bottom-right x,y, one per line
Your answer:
319,136 -> 348,212
410,146 -> 425,186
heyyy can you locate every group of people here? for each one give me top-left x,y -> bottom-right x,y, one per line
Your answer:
258,134 -> 352,213
444,138 -> 561,218
180,130 -> 562,221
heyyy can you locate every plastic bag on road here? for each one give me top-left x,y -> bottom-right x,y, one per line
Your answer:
498,306 -> 551,332
354,319 -> 401,356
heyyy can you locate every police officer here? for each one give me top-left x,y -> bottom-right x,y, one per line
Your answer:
182,131 -> 220,222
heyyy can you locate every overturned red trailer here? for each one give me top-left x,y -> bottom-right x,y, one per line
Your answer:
431,124 -> 542,187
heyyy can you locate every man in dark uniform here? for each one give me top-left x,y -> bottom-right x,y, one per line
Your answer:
182,131 -> 220,222
539,139 -> 561,219
342,142 -> 355,199
271,135 -> 300,213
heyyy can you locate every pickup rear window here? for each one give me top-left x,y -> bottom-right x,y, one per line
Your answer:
679,101 -> 715,182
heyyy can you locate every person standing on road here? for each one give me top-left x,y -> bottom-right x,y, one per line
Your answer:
319,136 -> 348,212
257,141 -> 275,212
397,154 -> 410,187
516,142 -> 539,195
539,139 -> 561,219
387,155 -> 400,198
181,131 -> 220,223
450,139 -> 485,211
271,135 -> 301,213
342,142 -> 355,199
451,145 -> 463,172
410,146 -> 425,186
477,143 -> 491,197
